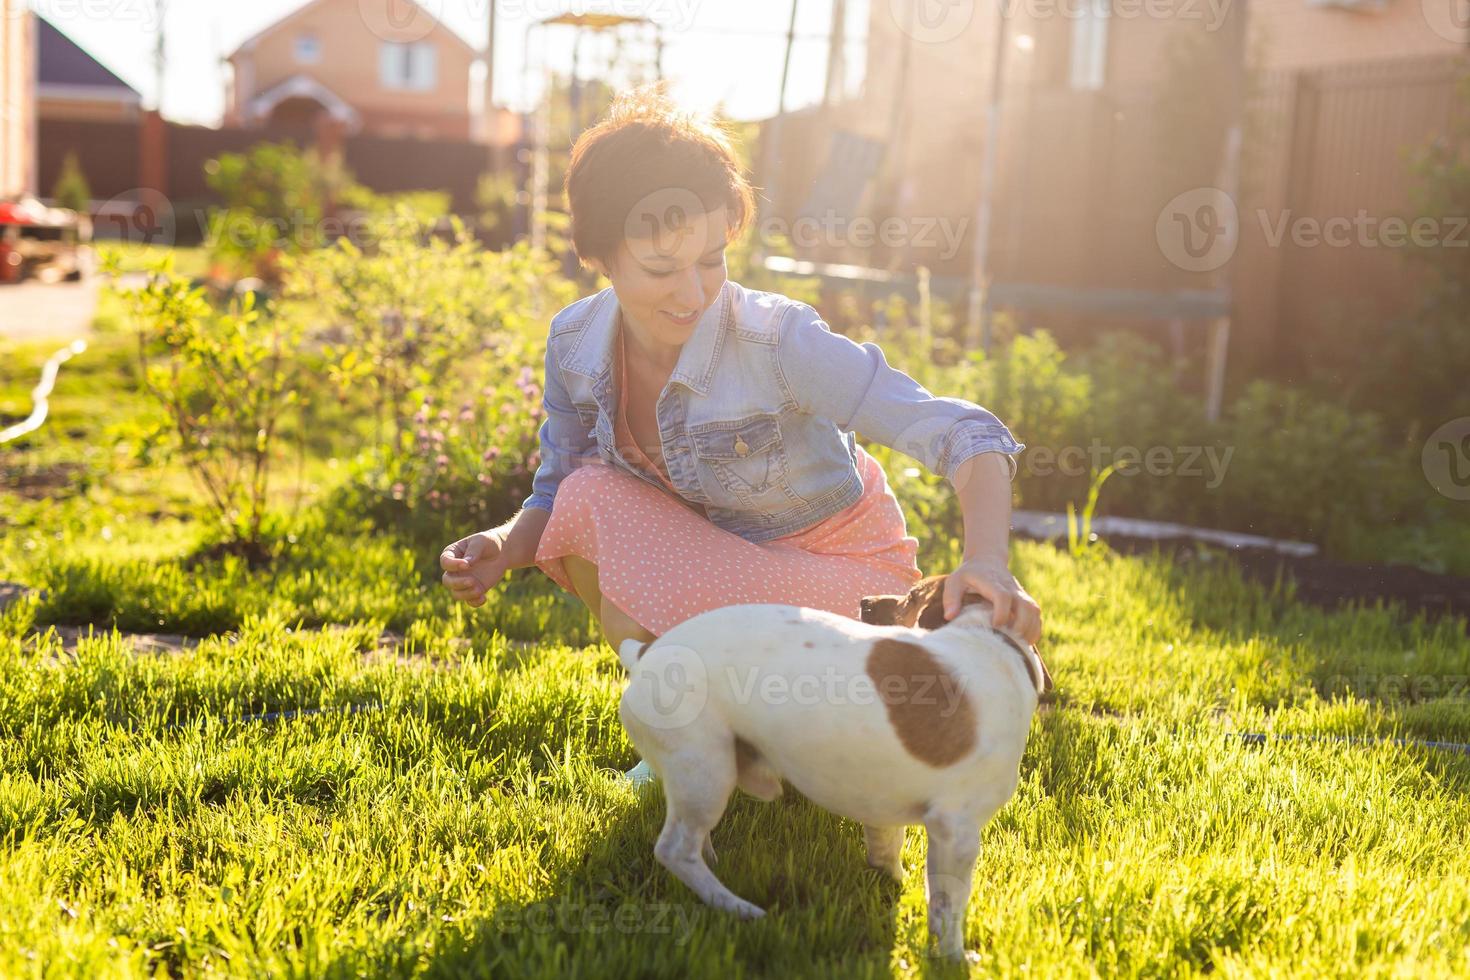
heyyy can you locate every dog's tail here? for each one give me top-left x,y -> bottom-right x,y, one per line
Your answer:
617,637 -> 651,672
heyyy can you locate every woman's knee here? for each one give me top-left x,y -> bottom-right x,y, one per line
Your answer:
554,464 -> 626,511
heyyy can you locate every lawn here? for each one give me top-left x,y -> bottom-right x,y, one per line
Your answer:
3,502 -> 1469,976
3,269 -> 1468,977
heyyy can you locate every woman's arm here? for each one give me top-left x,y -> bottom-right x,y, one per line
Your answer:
773,305 -> 1022,483
945,452 -> 1042,644
523,338 -> 599,514
775,304 -> 1040,643
498,506 -> 551,568
443,329 -> 593,606
954,451 -> 1013,564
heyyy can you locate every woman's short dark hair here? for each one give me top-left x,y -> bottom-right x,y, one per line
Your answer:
564,85 -> 756,267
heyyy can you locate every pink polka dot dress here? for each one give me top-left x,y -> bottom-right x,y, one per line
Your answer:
534,335 -> 922,637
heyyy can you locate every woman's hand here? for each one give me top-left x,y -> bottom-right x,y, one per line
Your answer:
440,529 -> 512,607
942,555 -> 1043,645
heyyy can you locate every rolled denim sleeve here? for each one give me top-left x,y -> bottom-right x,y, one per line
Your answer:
775,305 -> 1023,482
522,343 -> 598,512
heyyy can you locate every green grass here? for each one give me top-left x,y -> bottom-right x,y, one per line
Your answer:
1,527 -> 1467,977
3,262 -> 1468,975
97,244 -> 214,282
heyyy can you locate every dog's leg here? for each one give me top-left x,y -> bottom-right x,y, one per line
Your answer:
923,811 -> 980,960
734,737 -> 783,802
653,743 -> 765,920
863,825 -> 905,882
702,834 -> 717,865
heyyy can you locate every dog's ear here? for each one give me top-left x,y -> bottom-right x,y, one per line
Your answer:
860,594 -> 904,625
913,590 -> 949,630
900,576 -> 948,630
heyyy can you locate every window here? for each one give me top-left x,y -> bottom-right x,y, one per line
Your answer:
379,42 -> 437,92
1069,0 -> 1109,91
294,32 -> 321,64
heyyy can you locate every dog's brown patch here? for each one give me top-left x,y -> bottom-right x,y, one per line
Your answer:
865,638 -> 976,768
803,641 -> 815,649
864,578 -> 1052,696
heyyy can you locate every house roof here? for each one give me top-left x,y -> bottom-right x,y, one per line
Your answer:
37,17 -> 142,95
228,0 -> 479,60
244,74 -> 363,128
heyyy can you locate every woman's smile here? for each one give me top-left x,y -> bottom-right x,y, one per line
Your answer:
662,308 -> 700,327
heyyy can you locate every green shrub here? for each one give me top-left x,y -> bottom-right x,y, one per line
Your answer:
50,152 -> 91,214
106,253 -> 307,558
203,141 -> 353,281
286,212 -> 575,454
331,337 -> 548,547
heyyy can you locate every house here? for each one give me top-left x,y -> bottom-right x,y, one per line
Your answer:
36,16 -> 142,123
763,5 -> 1248,292
1,0 -> 36,199
1250,0 -> 1469,73
760,1 -> 1467,384
224,0 -> 483,141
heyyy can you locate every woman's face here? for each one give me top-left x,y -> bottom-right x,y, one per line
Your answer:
597,205 -> 730,355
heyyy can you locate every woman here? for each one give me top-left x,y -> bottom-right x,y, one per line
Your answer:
440,88 -> 1041,712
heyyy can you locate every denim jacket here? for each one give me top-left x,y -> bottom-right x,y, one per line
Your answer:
523,280 -> 1023,543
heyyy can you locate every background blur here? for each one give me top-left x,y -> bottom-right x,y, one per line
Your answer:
3,0 -> 1470,571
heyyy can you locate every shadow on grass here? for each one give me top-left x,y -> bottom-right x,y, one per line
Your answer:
408,788 -> 911,979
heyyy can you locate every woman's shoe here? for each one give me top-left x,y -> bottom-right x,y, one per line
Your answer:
623,759 -> 657,788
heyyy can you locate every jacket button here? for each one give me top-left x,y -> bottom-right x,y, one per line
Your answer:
734,436 -> 750,457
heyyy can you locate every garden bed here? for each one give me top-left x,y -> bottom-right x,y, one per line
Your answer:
1102,536 -> 1470,624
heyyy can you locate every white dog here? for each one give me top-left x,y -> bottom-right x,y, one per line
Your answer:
616,575 -> 1050,959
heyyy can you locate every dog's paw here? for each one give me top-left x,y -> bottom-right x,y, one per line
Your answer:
729,899 -> 765,921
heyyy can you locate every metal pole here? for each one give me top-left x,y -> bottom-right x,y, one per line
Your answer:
153,0 -> 168,114
763,0 -> 800,261
1205,0 -> 1248,422
484,0 -> 496,144
824,0 -> 847,107
778,0 -> 799,115
968,5 -> 1010,354
530,23 -> 549,252
570,29 -> 582,141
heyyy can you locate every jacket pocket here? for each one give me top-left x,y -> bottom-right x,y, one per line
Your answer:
691,414 -> 788,499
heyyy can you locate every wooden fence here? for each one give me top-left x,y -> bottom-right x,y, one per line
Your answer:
1234,54 -> 1469,380
37,114 -> 508,245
